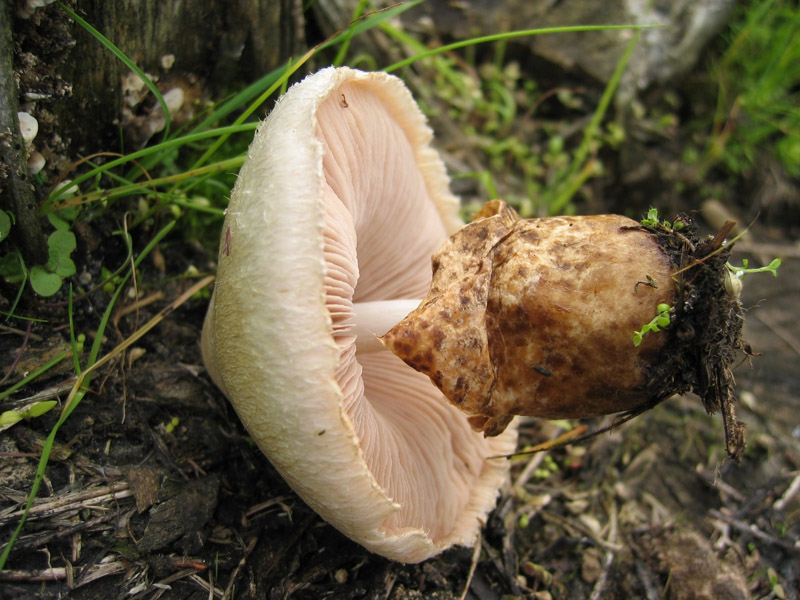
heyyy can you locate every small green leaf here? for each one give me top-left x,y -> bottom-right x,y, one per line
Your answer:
47,212 -> 71,231
30,265 -> 63,297
633,304 -> 673,346
0,251 -> 24,283
0,410 -> 23,426
0,211 -> 11,242
52,256 -> 76,278
726,257 -> 781,278
45,230 -> 77,277
25,401 -> 57,418
48,229 -> 77,254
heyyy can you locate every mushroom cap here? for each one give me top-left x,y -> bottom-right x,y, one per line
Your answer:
17,111 -> 38,146
202,67 -> 517,563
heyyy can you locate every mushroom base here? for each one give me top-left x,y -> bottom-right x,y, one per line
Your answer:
382,201 -> 748,461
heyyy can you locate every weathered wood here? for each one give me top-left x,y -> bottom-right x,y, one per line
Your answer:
1,0 -> 47,266
15,0 -> 304,156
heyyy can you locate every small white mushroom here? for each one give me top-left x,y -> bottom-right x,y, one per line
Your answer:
202,67 -> 517,563
162,87 -> 184,116
17,112 -> 38,147
27,151 -> 46,175
16,0 -> 56,19
160,54 -> 176,71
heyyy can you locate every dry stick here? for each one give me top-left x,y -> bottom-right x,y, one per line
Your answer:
3,380 -> 76,408
634,559 -> 661,600
513,451 -> 545,492
74,560 -> 126,588
11,512 -> 117,552
588,500 -> 619,600
0,482 -> 130,523
186,571 -> 222,600
540,509 -> 624,552
459,529 -> 482,600
774,472 -> 800,512
491,425 -> 589,460
0,321 -> 33,385
709,509 -> 800,553
222,536 -> 258,600
0,567 -> 68,582
115,291 -> 166,319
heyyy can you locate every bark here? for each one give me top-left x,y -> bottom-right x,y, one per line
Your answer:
14,0 -> 305,157
1,0 -> 47,266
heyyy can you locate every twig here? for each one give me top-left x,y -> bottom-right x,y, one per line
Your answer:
774,472 -> 800,512
588,500 -> 619,600
187,572 -> 223,599
0,323 -> 44,339
755,310 -> 800,357
10,512 -> 116,551
222,535 -> 258,600
0,567 -> 68,582
2,380 -> 76,408
709,509 -> 800,553
512,452 -> 545,491
634,559 -> 661,600
0,482 -> 131,523
379,569 -> 398,600
459,529 -> 482,600
74,560 -> 126,588
0,321 -> 32,385
540,509 -> 624,552
115,290 -> 165,321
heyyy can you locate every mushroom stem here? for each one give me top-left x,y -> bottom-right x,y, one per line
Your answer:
352,299 -> 421,354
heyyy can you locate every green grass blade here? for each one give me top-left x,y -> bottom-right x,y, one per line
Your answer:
0,352 -> 68,402
384,24 -> 657,73
332,0 -> 371,66
548,30 -> 640,213
43,124 -> 258,209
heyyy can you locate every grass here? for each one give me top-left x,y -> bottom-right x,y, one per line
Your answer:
697,0 -> 800,180
381,22 -> 642,217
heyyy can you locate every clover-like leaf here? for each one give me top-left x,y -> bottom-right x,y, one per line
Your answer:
30,265 -> 63,297
0,210 -> 12,243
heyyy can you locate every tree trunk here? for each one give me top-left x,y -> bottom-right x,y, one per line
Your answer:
15,0 -> 304,157
4,0 -> 304,271
1,0 -> 47,266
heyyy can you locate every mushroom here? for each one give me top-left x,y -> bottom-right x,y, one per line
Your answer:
17,111 -> 38,146
202,67 -> 517,563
